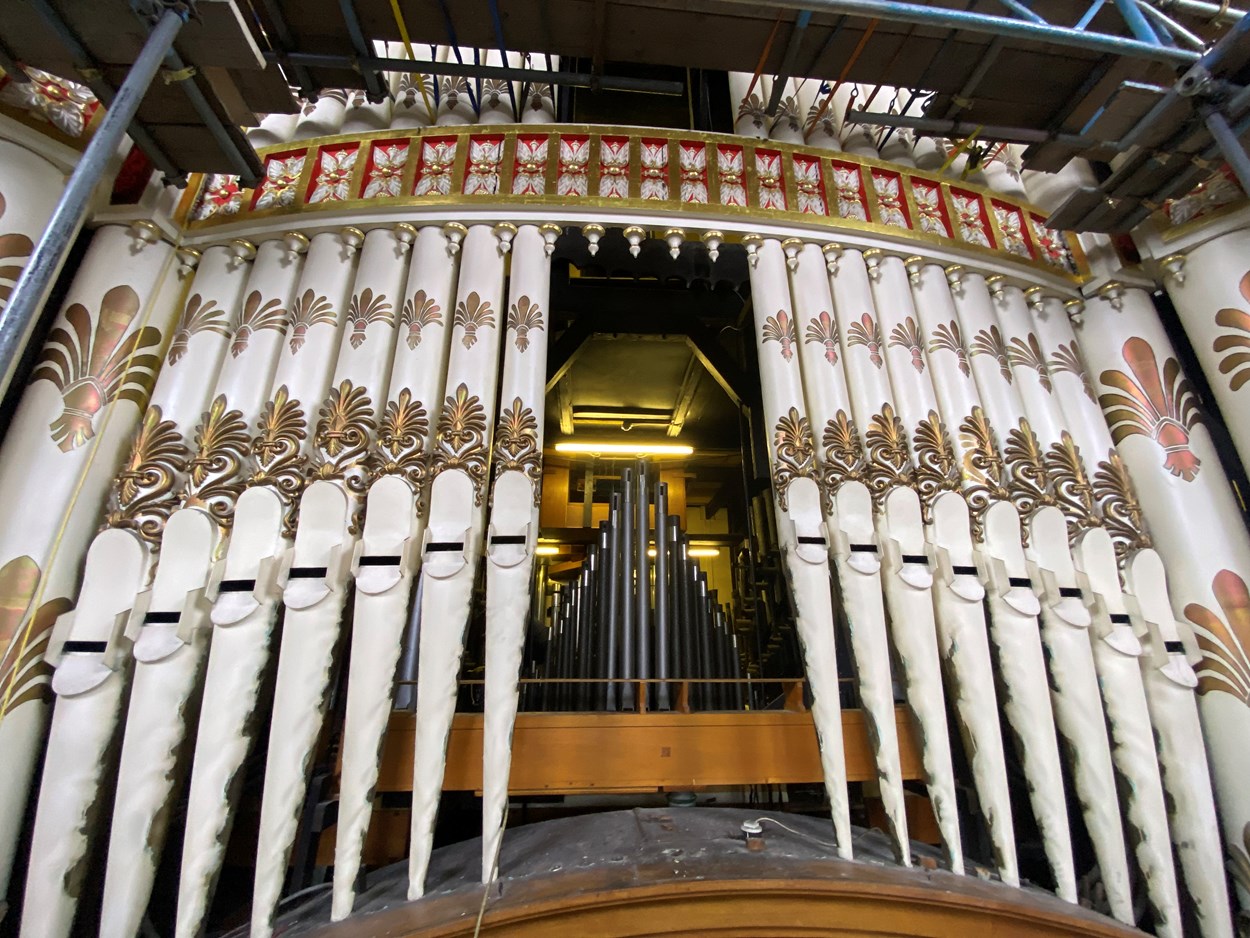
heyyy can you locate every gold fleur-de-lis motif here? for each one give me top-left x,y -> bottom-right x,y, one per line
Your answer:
431,382 -> 490,504
970,325 -> 1013,383
1002,418 -> 1054,529
771,407 -> 815,511
864,402 -> 912,509
1215,271 -> 1250,392
1099,337 -> 1203,482
312,380 -> 375,495
804,311 -> 839,366
250,386 -> 308,533
31,285 -> 162,451
167,293 -> 230,365
231,291 -> 287,358
182,394 -> 251,527
287,289 -> 336,354
454,291 -> 496,349
958,406 -> 1010,541
494,397 -> 542,504
762,310 -> 797,362
1007,332 -> 1053,392
847,313 -> 884,368
1049,341 -> 1095,401
1186,569 -> 1250,706
929,321 -> 971,378
820,410 -> 867,511
912,411 -> 960,521
0,557 -> 62,716
105,405 -> 188,544
507,295 -> 545,353
888,316 -> 926,373
369,389 -> 430,491
1044,432 -> 1100,540
0,192 -> 34,311
1091,450 -> 1151,560
401,290 -> 441,350
346,288 -> 395,349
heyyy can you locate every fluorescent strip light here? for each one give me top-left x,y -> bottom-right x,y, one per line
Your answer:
535,545 -> 561,556
689,547 -> 720,558
553,441 -> 694,456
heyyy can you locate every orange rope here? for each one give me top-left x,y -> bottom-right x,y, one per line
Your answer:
805,18 -> 878,134
744,13 -> 785,102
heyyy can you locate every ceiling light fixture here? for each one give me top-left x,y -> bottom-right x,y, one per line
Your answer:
535,545 -> 562,556
553,441 -> 694,456
689,547 -> 721,558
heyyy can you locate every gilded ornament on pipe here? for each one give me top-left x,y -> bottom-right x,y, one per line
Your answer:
865,402 -> 912,510
819,409 -> 867,512
493,397 -> 542,506
431,383 -> 490,506
912,410 -> 962,522
958,406 -> 1010,542
1091,451 -> 1152,558
771,407 -> 816,512
311,380 -> 376,496
1044,432 -> 1101,540
105,405 -> 189,545
369,389 -> 430,492
182,395 -> 251,527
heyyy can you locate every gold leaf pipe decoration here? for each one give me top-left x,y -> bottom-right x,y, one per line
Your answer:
105,405 -> 189,544
770,406 -> 816,512
912,410 -> 962,522
369,388 -> 431,493
864,402 -> 912,511
1091,450 -> 1152,560
493,397 -> 542,506
431,382 -> 490,506
958,406 -> 1010,542
819,409 -> 867,513
181,395 -> 251,528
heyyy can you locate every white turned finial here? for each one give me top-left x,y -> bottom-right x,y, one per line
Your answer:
665,228 -> 686,260
393,223 -> 417,255
228,238 -> 256,267
781,238 -> 802,271
944,264 -> 966,291
493,222 -> 517,256
282,231 -> 309,262
985,274 -> 1008,301
1160,253 -> 1186,286
339,226 -> 364,257
582,223 -> 605,256
1097,281 -> 1125,310
862,248 -> 884,281
904,255 -> 924,286
701,230 -> 723,264
175,246 -> 201,276
1024,286 -> 1047,313
742,233 -> 763,268
822,242 -> 842,274
539,222 -> 562,257
623,225 -> 646,258
443,222 -> 468,256
1064,298 -> 1086,326
128,220 -> 162,251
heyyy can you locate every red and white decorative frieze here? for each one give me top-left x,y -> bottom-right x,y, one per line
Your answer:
307,144 -> 358,205
793,155 -> 827,216
950,187 -> 994,248
1029,214 -> 1075,273
871,170 -> 910,229
513,135 -> 548,196
755,148 -> 786,210
464,135 -> 505,196
361,141 -> 407,200
413,136 -> 457,197
557,135 -> 590,197
912,179 -> 951,237
599,136 -> 631,199
678,142 -> 708,204
717,144 -> 746,207
193,174 -> 243,221
640,139 -> 669,201
829,160 -> 868,221
991,200 -> 1033,258
252,151 -> 306,210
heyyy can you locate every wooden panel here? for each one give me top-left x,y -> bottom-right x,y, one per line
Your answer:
538,465 -> 569,528
374,707 -> 923,794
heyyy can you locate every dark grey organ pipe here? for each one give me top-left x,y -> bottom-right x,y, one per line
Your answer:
635,461 -> 651,704
620,467 -> 636,711
604,496 -> 622,712
653,484 -> 671,710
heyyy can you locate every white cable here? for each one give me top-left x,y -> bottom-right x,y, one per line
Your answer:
741,816 -> 840,850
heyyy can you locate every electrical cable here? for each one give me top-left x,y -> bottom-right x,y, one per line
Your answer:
740,815 -> 840,850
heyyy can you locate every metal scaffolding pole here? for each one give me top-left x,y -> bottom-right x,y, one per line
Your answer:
0,2 -> 187,404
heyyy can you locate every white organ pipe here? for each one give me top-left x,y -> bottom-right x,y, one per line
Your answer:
332,224 -> 459,920
478,50 -> 522,124
408,224 -> 508,898
1031,291 -> 1231,936
0,226 -> 179,911
482,224 -> 555,884
100,239 -> 302,938
905,258 -> 1020,890
247,113 -> 299,149
749,237 -> 853,858
435,47 -> 480,125
387,42 -> 438,128
1076,285 -> 1250,919
729,72 -> 770,140
521,54 -> 558,123
948,269 -> 1083,894
293,90 -> 348,141
175,230 -> 355,938
251,227 -> 407,938
981,281 -> 1133,923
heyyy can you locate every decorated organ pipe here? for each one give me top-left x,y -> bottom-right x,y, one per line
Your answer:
0,137 -> 65,313
903,259 -> 1073,898
250,225 -> 408,938
97,237 -> 303,938
175,229 -> 356,938
940,267 -> 1080,900
408,223 -> 508,899
0,225 -> 181,909
332,222 -> 459,921
1075,284 -> 1250,917
746,236 -> 853,859
1028,289 -> 1232,936
1005,286 -> 1180,935
481,223 -> 555,884
785,241 -> 912,866
977,279 -> 1136,923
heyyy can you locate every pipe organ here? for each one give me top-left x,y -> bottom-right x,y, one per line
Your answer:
2,48 -> 1250,938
